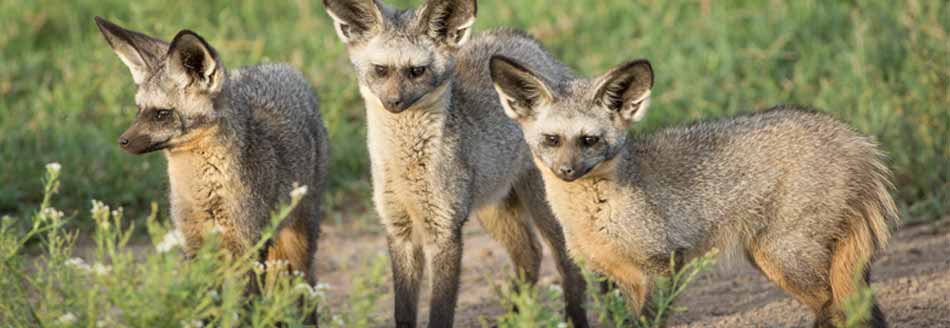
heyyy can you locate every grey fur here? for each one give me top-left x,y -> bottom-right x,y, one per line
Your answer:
324,1 -> 588,327
492,56 -> 898,328
95,17 -> 329,293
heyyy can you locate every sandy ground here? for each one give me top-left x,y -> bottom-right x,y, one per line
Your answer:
318,219 -> 950,327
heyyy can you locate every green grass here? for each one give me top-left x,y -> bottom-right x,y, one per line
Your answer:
1,0 -> 947,222
485,250 -> 718,327
0,167 -> 391,327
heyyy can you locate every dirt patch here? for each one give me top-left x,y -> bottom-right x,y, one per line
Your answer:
318,220 -> 950,327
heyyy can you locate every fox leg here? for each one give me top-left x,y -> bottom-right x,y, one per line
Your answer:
515,171 -> 590,328
382,209 -> 424,328
747,233 -> 837,328
475,191 -> 543,287
423,212 -> 466,328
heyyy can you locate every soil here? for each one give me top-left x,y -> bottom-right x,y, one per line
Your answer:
317,219 -> 950,327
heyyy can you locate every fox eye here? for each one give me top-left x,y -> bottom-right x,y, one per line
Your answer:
408,66 -> 428,79
580,135 -> 601,147
153,109 -> 172,121
542,134 -> 561,147
373,65 -> 390,77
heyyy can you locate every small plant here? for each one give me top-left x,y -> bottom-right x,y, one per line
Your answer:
0,164 -> 346,327
584,249 -> 719,328
486,276 -> 568,328
842,262 -> 878,328
325,254 -> 389,327
483,249 -> 718,328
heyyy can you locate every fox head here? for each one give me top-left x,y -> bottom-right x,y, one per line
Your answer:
324,0 -> 476,113
95,17 -> 226,155
490,56 -> 654,182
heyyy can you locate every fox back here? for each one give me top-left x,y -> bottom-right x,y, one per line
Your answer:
96,18 -> 329,282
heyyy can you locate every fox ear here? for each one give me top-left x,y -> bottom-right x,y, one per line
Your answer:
95,17 -> 168,84
166,30 -> 224,94
594,59 -> 654,126
415,0 -> 476,48
490,55 -> 554,121
323,0 -> 385,44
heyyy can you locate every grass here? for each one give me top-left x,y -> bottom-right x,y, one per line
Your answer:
0,0 -> 947,223
0,166 -> 391,327
485,250 -> 718,327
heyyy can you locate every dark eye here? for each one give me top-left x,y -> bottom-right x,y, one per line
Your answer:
581,135 -> 600,147
542,134 -> 561,147
373,65 -> 389,77
408,66 -> 427,78
154,109 -> 172,121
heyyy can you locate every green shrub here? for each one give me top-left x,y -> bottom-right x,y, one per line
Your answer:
486,250 -> 718,327
0,164 -> 388,327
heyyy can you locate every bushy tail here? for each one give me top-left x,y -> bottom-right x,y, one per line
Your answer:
829,138 -> 898,327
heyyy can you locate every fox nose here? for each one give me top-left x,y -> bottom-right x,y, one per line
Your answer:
118,137 -> 130,146
559,166 -> 575,176
384,99 -> 403,109
382,97 -> 407,111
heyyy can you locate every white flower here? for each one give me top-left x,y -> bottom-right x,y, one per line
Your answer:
155,230 -> 184,253
209,290 -> 220,301
264,259 -> 289,271
253,262 -> 266,274
290,184 -> 308,199
294,283 -> 318,298
90,200 -> 111,229
92,263 -> 112,275
91,200 -> 109,214
295,282 -> 330,299
556,322 -> 569,328
46,162 -> 62,175
56,312 -> 77,324
182,319 -> 204,328
548,284 -> 563,294
293,270 -> 305,278
210,225 -> 226,234
42,207 -> 64,221
65,257 -> 90,271
332,315 -> 343,326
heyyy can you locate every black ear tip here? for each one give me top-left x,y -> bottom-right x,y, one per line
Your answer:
490,55 -> 520,69
627,59 -> 654,87
489,55 -> 518,77
170,29 -> 210,48
626,59 -> 652,72
94,16 -> 116,30
173,29 -> 200,40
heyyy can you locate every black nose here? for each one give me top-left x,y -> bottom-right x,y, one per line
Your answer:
119,138 -> 129,146
559,166 -> 574,175
384,99 -> 404,110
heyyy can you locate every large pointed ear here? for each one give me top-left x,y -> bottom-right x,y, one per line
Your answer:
414,0 -> 476,48
166,30 -> 224,94
95,17 -> 168,84
323,0 -> 385,44
593,60 -> 654,126
490,56 -> 554,122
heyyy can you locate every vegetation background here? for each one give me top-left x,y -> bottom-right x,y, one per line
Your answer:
1,0 -> 947,224
0,0 -> 947,327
